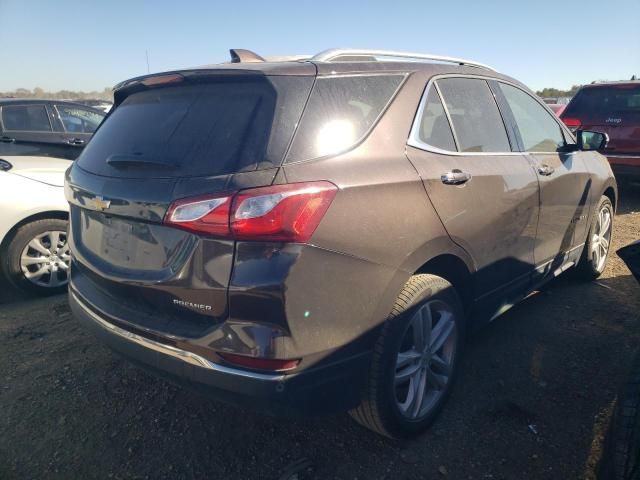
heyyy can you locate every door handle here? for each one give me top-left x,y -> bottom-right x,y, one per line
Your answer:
0,136 -> 15,143
67,138 -> 85,146
538,164 -> 555,176
441,169 -> 472,185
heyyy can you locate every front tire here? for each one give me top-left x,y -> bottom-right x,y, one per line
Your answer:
350,274 -> 464,438
1,218 -> 70,294
574,195 -> 614,281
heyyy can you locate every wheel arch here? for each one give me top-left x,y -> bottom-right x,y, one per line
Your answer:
414,253 -> 474,312
0,210 -> 69,250
603,185 -> 617,212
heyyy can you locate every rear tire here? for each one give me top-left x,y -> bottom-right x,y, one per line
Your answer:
0,218 -> 70,295
574,195 -> 613,281
349,274 -> 464,438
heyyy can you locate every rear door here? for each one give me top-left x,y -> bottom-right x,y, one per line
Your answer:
496,82 -> 593,280
0,103 -> 69,158
406,76 -> 540,313
53,104 -> 105,159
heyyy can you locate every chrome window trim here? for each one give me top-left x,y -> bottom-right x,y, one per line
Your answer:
408,73 -> 576,157
70,289 -> 286,382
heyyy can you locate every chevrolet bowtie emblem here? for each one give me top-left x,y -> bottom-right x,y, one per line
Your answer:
88,196 -> 111,211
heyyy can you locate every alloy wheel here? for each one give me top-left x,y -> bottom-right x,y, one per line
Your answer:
20,230 -> 70,288
591,204 -> 613,273
394,299 -> 457,419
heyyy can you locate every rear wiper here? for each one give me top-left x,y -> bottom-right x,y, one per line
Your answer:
106,154 -> 176,169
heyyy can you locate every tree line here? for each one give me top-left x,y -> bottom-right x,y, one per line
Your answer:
0,87 -> 113,101
535,85 -> 582,98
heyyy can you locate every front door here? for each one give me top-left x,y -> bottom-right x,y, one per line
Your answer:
406,77 -> 540,310
495,82 -> 593,279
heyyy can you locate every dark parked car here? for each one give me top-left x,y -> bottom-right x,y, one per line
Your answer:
561,81 -> 640,181
66,48 -> 617,438
0,99 -> 105,160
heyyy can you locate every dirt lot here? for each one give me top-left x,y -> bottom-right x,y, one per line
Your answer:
1,187 -> 639,480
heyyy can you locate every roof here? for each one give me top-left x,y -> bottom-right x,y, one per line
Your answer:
114,58 -> 521,93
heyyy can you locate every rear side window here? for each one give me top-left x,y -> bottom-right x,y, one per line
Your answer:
564,85 -> 640,116
56,105 -> 104,133
285,74 -> 405,163
416,87 -> 456,151
499,83 -> 565,153
77,76 -> 313,179
436,78 -> 510,153
1,105 -> 52,132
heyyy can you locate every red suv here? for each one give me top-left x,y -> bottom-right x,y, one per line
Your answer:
561,81 -> 640,181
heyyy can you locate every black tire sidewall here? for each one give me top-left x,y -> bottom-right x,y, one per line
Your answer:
376,277 -> 464,437
1,218 -> 69,294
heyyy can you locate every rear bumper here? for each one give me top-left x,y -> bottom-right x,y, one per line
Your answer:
69,288 -> 369,415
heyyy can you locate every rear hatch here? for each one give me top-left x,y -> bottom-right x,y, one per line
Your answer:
66,69 -> 314,337
562,84 -> 640,155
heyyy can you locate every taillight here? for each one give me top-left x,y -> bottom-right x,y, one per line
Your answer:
164,181 -> 337,242
141,73 -> 184,86
218,352 -> 300,372
165,193 -> 233,237
562,117 -> 582,132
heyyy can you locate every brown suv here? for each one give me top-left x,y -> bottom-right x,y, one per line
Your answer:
66,48 -> 617,438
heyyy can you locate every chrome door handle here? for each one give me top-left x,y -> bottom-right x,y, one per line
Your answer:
538,164 -> 555,176
441,169 -> 472,185
0,136 -> 15,143
67,138 -> 85,146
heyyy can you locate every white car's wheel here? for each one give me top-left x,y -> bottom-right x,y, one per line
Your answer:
1,218 -> 70,294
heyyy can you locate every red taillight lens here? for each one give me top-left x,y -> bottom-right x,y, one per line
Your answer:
218,353 -> 300,372
562,117 -> 582,132
164,181 -> 337,242
164,193 -> 232,236
231,182 -> 337,242
141,73 -> 184,86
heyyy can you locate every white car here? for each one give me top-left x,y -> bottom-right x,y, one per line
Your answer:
0,156 -> 70,293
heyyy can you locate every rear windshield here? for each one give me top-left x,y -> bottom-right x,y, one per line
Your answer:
77,76 -> 313,178
285,74 -> 405,163
564,85 -> 640,117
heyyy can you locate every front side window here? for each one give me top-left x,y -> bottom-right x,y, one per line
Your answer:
416,87 -> 456,151
56,106 -> 104,133
1,105 -> 52,132
436,78 -> 511,153
499,83 -> 565,152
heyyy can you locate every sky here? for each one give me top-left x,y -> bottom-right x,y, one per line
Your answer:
1,0 -> 638,93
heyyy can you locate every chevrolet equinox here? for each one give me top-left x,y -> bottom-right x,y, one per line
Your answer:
66,48 -> 617,438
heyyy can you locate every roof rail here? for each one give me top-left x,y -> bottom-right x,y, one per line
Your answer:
311,48 -> 495,71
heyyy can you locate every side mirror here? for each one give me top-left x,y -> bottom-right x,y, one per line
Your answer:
577,129 -> 608,151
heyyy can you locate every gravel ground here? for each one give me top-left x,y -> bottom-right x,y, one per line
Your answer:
1,186 -> 639,480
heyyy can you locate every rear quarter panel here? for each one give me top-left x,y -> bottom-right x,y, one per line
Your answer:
278,71 -> 474,358
0,173 -> 68,246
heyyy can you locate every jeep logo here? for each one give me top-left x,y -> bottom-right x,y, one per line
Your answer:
606,117 -> 622,124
